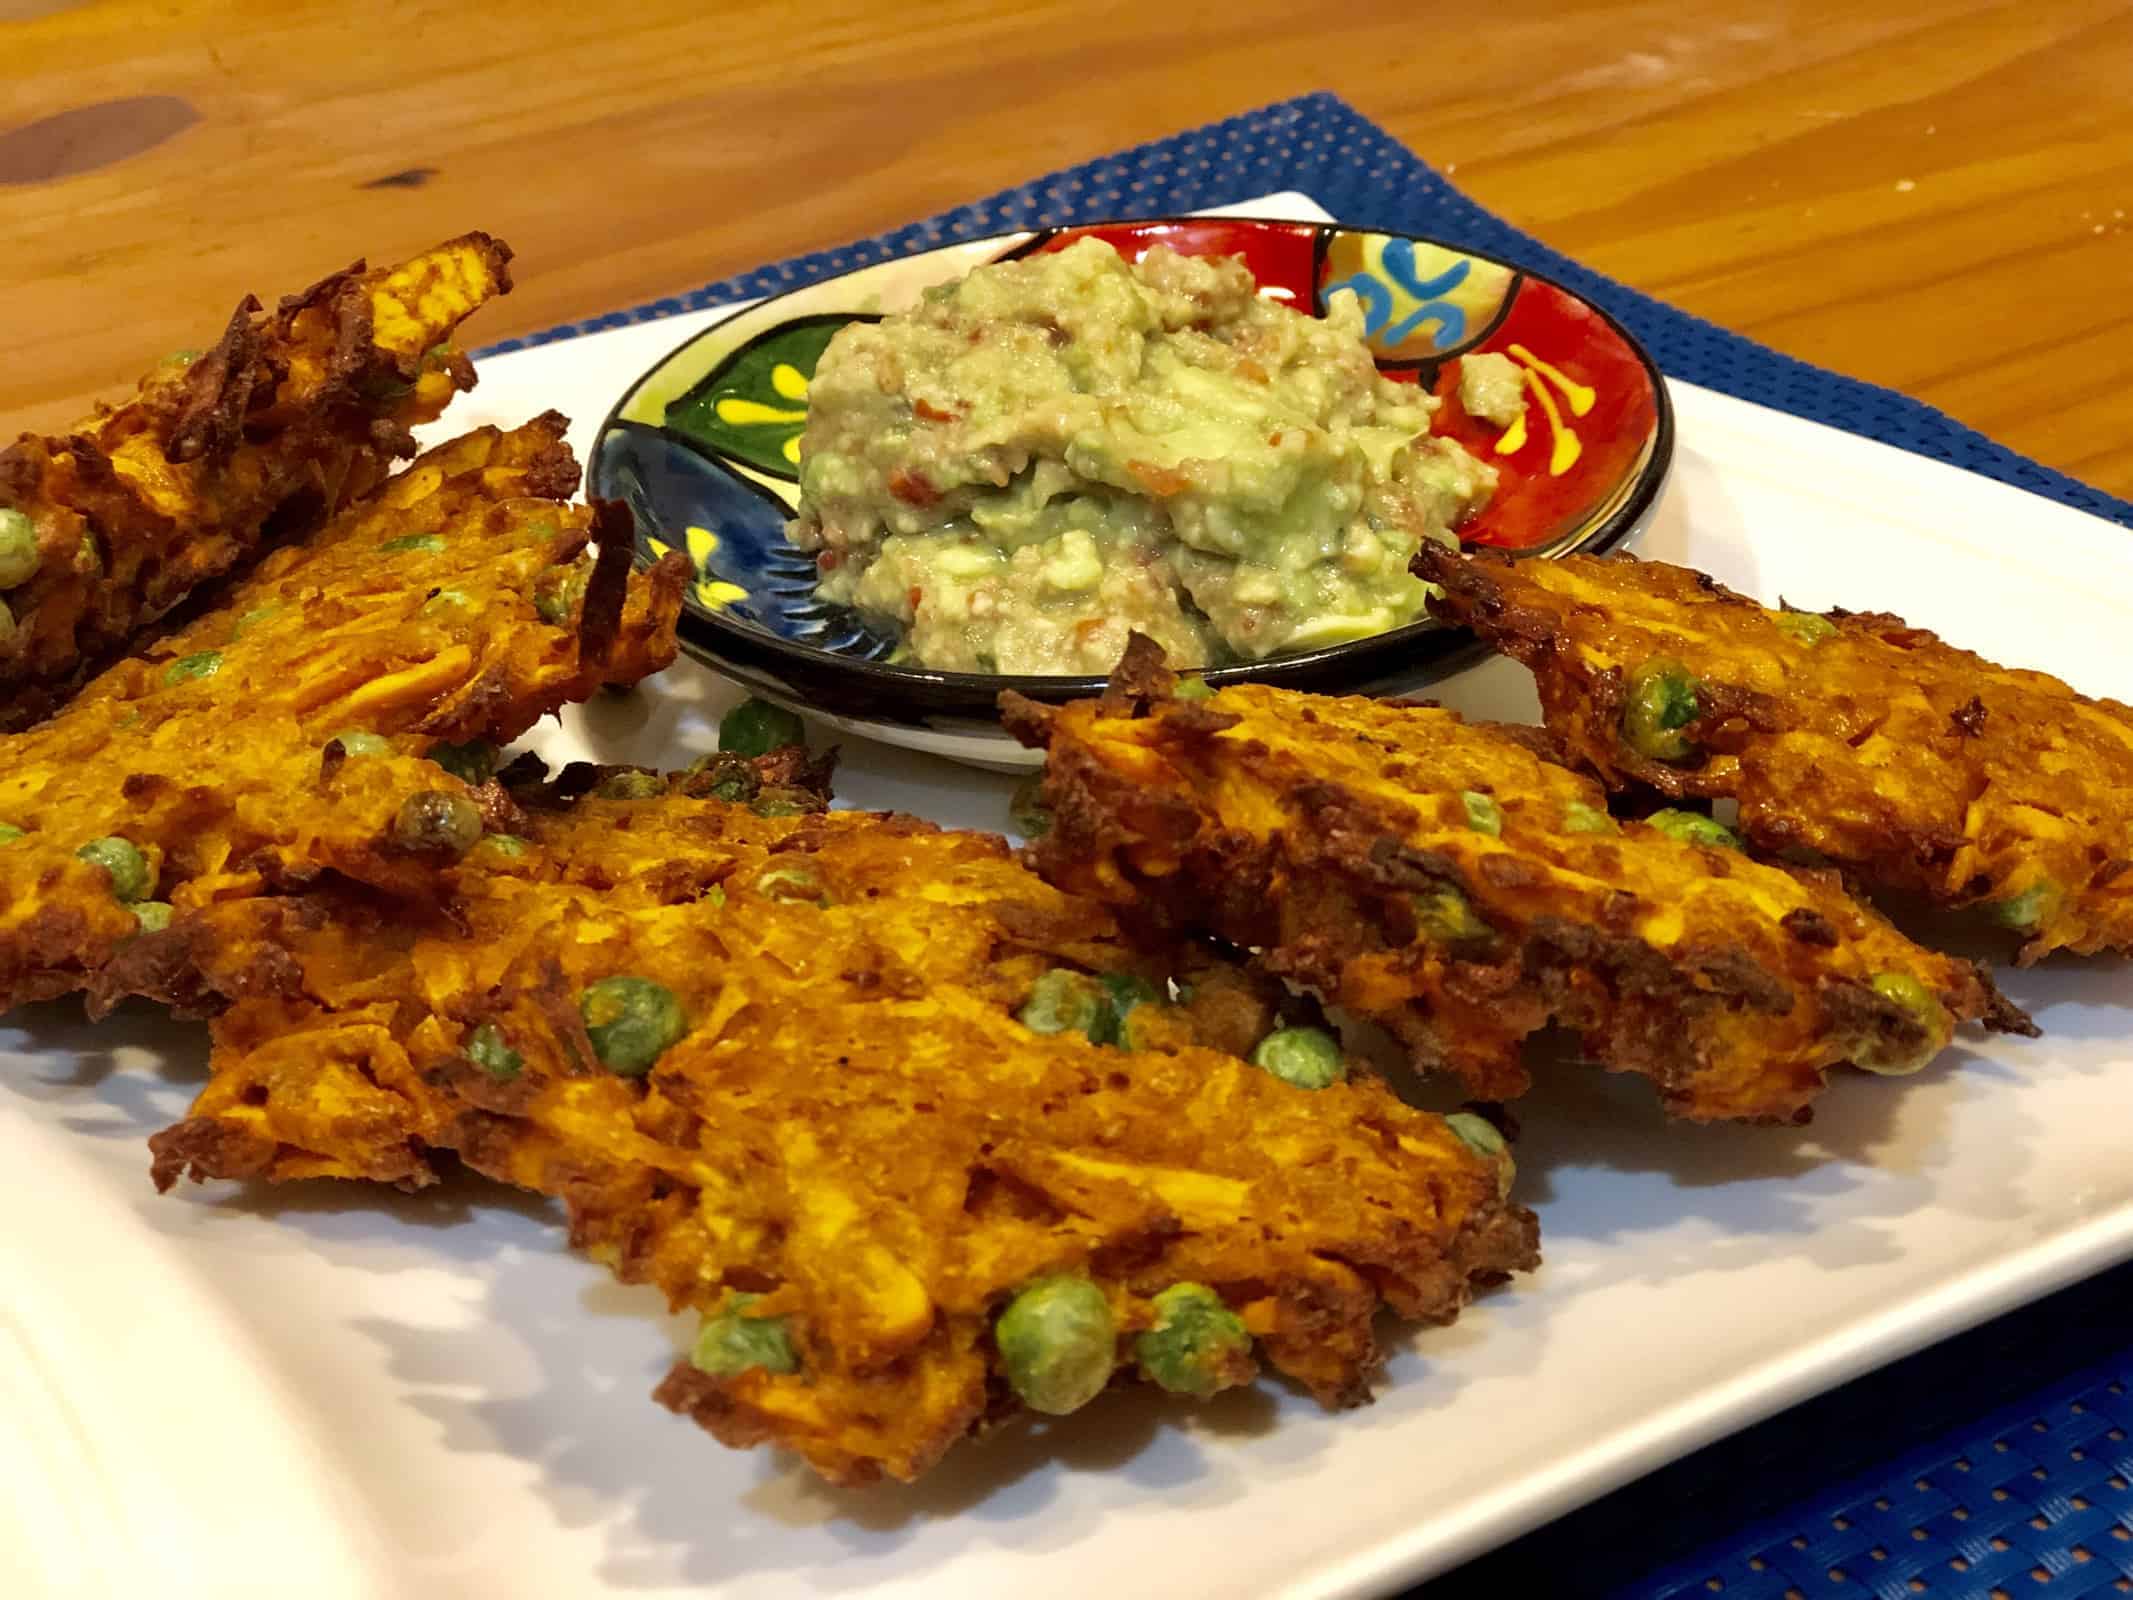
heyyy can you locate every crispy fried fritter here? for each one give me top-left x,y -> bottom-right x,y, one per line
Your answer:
1006,641 -> 2031,1123
0,234 -> 511,727
0,415 -> 686,1011
1421,547 -> 2133,962
146,778 -> 1537,1485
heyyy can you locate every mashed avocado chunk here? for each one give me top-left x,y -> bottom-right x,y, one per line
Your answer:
786,238 -> 1495,673
1457,351 -> 1527,428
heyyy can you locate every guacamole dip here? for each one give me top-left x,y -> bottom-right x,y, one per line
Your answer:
786,237 -> 1495,674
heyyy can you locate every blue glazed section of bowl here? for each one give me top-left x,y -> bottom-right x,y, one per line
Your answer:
594,421 -> 895,659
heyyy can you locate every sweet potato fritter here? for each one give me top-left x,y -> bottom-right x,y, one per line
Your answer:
0,234 -> 511,728
0,415 -> 686,1012
1006,641 -> 2032,1123
1422,548 -> 2133,962
146,777 -> 1536,1486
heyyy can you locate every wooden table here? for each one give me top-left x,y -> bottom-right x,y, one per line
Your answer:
6,0 -> 2130,499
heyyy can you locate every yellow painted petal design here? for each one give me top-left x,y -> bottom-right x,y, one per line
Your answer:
1508,343 -> 1596,417
714,398 -> 808,429
1524,369 -> 1582,476
1490,347 -> 1595,475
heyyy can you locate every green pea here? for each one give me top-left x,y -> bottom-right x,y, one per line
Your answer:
995,1276 -> 1115,1415
1173,675 -> 1214,702
1445,1112 -> 1516,1198
1097,973 -> 1161,1048
750,786 -> 817,817
359,369 -> 415,405
1251,1025 -> 1346,1090
0,823 -> 23,845
593,770 -> 665,800
161,651 -> 222,686
479,834 -> 530,858
579,975 -> 687,1077
753,859 -> 829,904
1644,809 -> 1743,851
681,750 -> 760,804
231,604 -> 281,637
532,562 -> 589,624
702,883 -> 727,908
1563,801 -> 1618,834
1621,658 -> 1701,762
1018,969 -> 1109,1041
465,1022 -> 522,1081
378,533 -> 446,555
422,587 -> 475,616
719,698 -> 807,758
1009,774 -> 1052,840
1413,885 -> 1492,948
690,1294 -> 799,1378
77,837 -> 154,902
1135,1283 -> 1252,1399
130,901 -> 174,934
161,348 -> 202,368
0,596 -> 12,643
1772,610 -> 1838,646
1856,971 -> 1950,1077
1871,972 -> 1936,1012
427,740 -> 496,785
1444,1111 -> 1505,1157
328,730 -> 393,758
1989,879 -> 2061,933
1462,790 -> 1502,836
391,791 -> 483,855
0,507 -> 40,588
1011,969 -> 1154,1047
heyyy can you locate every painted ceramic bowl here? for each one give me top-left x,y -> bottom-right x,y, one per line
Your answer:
591,218 -> 1672,770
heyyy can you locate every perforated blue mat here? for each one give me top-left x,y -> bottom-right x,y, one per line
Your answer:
500,94 -> 2133,1595
1431,1259 -> 2133,1599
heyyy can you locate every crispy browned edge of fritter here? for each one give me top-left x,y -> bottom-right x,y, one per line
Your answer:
1416,545 -> 1868,794
1420,547 -> 2050,1017
1002,635 -> 2035,1119
85,675 -> 750,1033
3,434 -> 690,1019
1414,544 -> 2041,886
0,234 -> 514,729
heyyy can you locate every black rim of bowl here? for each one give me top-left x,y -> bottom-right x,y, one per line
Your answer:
591,216 -> 1676,724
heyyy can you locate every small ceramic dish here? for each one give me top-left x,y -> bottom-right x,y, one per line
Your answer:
591,217 -> 1673,770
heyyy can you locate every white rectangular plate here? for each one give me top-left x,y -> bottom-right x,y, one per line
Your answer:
5,194 -> 2130,1600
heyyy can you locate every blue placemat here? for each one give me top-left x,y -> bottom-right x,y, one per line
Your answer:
1427,1258 -> 2133,1599
487,91 -> 2133,531
494,93 -> 2133,1595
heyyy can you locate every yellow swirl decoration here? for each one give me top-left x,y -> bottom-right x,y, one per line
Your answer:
648,526 -> 750,610
1492,344 -> 1599,477
712,363 -> 812,465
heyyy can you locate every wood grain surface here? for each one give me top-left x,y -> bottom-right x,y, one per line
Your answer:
3,0 -> 2128,498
